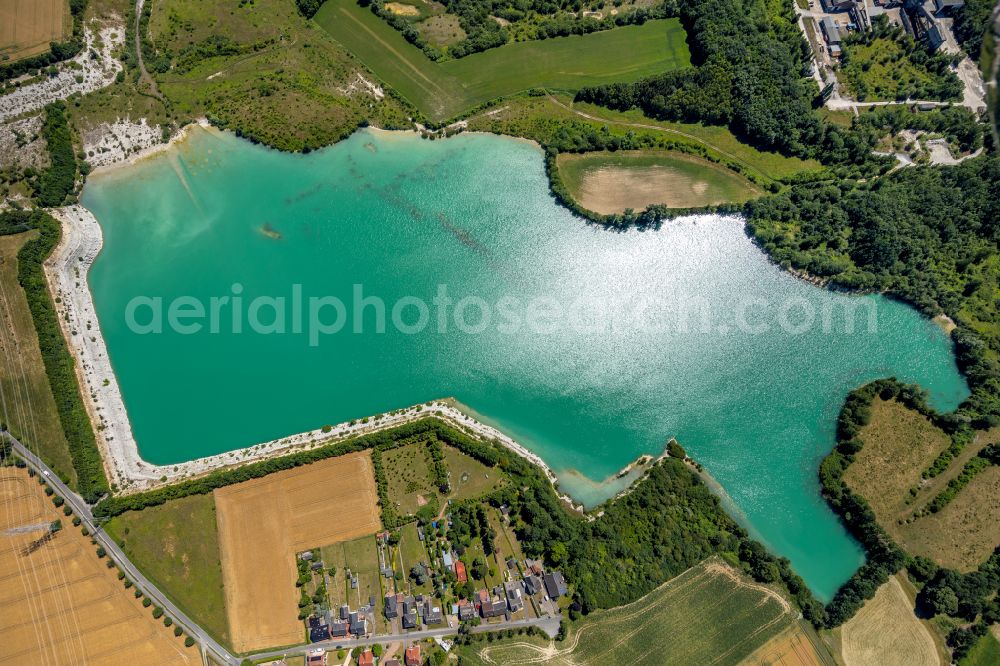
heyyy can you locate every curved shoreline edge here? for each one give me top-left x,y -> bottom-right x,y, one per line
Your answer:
44,204 -> 604,505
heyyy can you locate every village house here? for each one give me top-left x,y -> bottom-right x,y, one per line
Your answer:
478,588 -> 507,619
384,593 -> 398,619
405,645 -> 422,666
504,580 -> 524,612
329,620 -> 348,639
422,597 -> 443,625
307,614 -> 329,643
349,611 -> 368,636
358,649 -> 375,666
458,599 -> 476,621
454,560 -> 468,583
544,571 -> 568,599
523,574 -> 543,595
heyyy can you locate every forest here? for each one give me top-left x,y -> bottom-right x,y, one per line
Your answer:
34,103 -> 78,208
573,0 -> 872,163
952,0 -> 994,62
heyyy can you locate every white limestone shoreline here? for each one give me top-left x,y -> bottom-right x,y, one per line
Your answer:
44,205 -> 592,501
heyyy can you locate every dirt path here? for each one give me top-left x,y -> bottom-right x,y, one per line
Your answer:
133,0 -> 163,102
542,94 -> 777,183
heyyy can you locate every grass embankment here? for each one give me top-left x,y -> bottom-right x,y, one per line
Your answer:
556,150 -> 763,214
2,209 -> 108,502
456,557 -> 802,666
0,231 -> 76,486
314,0 -> 690,121
847,398 -> 1000,571
141,0 -> 411,152
104,493 -> 231,646
467,95 -> 821,185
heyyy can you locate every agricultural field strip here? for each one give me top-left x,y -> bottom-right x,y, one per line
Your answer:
0,470 -> 193,664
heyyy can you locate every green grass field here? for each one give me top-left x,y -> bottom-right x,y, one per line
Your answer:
961,630 -> 1000,666
104,494 -> 230,646
313,0 -> 690,121
557,150 -> 762,213
397,522 -> 433,596
443,444 -> 504,502
455,558 -> 795,665
467,95 -> 821,184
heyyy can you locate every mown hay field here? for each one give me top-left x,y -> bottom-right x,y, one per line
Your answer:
0,468 -> 196,665
0,0 -> 69,63
847,399 -> 1000,570
839,575 -> 939,666
314,0 -> 690,121
104,493 -> 230,646
214,452 -> 381,652
556,150 -> 762,214
457,557 -> 797,666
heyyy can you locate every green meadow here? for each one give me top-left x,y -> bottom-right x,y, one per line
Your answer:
314,0 -> 690,121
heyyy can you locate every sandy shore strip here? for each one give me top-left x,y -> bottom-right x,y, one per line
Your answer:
85,118 -> 211,175
44,205 -> 587,496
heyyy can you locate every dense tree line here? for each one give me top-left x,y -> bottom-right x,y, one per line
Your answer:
0,0 -> 88,82
0,209 -> 109,502
851,105 -> 984,156
952,0 -> 994,62
35,102 -> 78,208
574,0 -> 876,164
746,155 -> 1000,425
818,377 -> 1000,646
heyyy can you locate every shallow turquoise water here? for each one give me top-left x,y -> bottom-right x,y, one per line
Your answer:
82,127 -> 968,601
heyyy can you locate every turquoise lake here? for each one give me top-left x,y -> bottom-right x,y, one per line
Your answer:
82,127 -> 969,601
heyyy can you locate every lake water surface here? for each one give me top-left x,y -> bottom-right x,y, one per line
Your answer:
82,127 -> 969,600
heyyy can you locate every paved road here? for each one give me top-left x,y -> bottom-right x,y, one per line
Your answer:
250,616 -> 562,662
8,438 -> 240,666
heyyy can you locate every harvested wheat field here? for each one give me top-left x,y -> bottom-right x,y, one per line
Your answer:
215,452 -> 381,652
742,624 -> 826,666
840,575 -> 939,666
0,468 -> 195,665
0,0 -> 70,63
